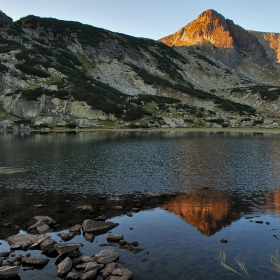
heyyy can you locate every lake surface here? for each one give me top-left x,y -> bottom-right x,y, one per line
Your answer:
1,130 -> 280,279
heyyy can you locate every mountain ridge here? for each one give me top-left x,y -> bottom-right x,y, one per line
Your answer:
0,9 -> 280,131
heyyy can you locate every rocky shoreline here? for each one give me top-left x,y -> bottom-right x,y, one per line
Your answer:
0,214 -> 137,279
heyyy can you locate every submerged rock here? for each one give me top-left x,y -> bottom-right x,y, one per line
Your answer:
111,266 -> 133,280
82,220 -> 119,235
57,257 -> 72,277
94,248 -> 119,264
0,266 -> 20,278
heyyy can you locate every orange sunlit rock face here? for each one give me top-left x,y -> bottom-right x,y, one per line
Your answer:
266,187 -> 280,216
162,188 -> 231,236
159,9 -> 234,48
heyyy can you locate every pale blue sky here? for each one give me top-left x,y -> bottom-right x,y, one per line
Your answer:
1,0 -> 279,39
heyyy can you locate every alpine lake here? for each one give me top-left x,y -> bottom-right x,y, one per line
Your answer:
1,130 -> 280,279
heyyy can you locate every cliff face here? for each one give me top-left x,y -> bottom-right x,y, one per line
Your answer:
251,31 -> 280,62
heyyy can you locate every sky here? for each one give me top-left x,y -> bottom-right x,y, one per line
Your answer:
1,0 -> 280,40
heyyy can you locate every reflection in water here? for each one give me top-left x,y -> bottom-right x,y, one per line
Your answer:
163,188 -> 231,236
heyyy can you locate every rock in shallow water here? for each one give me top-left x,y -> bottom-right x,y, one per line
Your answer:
107,234 -> 124,242
6,234 -> 50,250
0,266 -> 20,278
57,257 -> 72,277
21,257 -> 50,266
57,232 -> 76,241
54,243 -> 83,255
66,271 -> 79,280
82,220 -> 119,235
81,269 -> 98,280
94,248 -> 119,264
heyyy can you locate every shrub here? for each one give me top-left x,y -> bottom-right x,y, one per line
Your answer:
15,63 -> 50,78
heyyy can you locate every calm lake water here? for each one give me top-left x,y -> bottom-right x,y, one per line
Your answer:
1,130 -> 280,279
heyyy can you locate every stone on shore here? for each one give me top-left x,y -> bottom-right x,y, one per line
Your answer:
37,224 -> 50,234
107,234 -> 124,242
0,266 -> 20,278
57,257 -> 72,277
54,243 -> 83,255
21,257 -> 50,266
94,248 -> 119,264
29,216 -> 57,230
75,205 -> 93,212
82,220 -> 119,235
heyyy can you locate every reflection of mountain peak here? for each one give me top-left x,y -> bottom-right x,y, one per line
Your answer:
162,188 -> 233,236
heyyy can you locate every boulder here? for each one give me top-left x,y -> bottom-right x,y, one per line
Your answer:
111,266 -> 133,280
37,224 -> 50,234
94,248 -> 119,264
81,256 -> 94,263
84,262 -> 103,272
0,266 -> 20,278
84,233 -> 95,242
21,257 -> 50,266
81,269 -> 98,280
57,232 -> 76,241
69,224 -> 81,233
57,257 -> 72,277
40,238 -> 57,252
6,234 -> 49,250
100,263 -> 117,276
75,205 -> 93,212
54,243 -> 83,255
66,271 -> 79,280
107,234 -> 124,242
82,220 -> 118,235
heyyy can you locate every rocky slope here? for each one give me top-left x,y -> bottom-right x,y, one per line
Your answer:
0,9 -> 280,130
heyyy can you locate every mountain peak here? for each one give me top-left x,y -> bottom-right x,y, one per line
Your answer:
159,9 -> 233,48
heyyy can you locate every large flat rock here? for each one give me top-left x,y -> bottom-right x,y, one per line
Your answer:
54,243 -> 83,255
6,234 -> 50,249
0,266 -> 20,278
82,220 -> 118,235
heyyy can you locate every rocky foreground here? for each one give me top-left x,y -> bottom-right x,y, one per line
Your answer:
0,214 -> 137,279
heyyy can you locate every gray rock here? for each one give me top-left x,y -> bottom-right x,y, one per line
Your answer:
67,249 -> 83,258
84,233 -> 95,242
69,224 -> 81,233
111,266 -> 133,280
84,262 -> 104,272
107,234 -> 124,242
54,243 -> 83,255
6,234 -> 50,250
28,216 -> 56,230
94,248 -> 119,264
37,224 -> 50,234
100,263 -> 117,277
0,266 -> 20,278
21,257 -> 50,266
75,205 -> 93,212
66,271 -> 79,280
72,257 -> 82,267
81,269 -> 98,280
40,238 -> 57,252
81,256 -> 94,263
57,232 -> 76,241
57,257 -> 72,277
10,244 -> 21,250
82,220 -> 118,235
